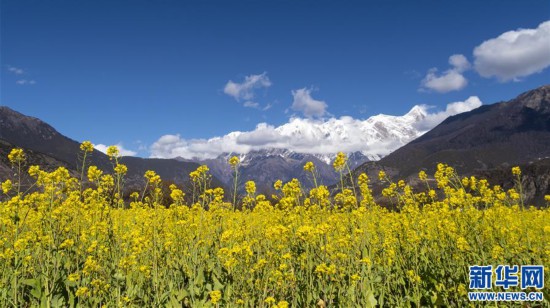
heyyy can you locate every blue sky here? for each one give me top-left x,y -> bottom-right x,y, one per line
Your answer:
1,0 -> 550,157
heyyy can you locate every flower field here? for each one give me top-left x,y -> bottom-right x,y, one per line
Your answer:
1,144 -> 549,307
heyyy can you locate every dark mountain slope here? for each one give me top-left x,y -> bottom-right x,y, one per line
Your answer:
0,106 -> 221,190
369,85 -> 550,177
352,84 -> 550,206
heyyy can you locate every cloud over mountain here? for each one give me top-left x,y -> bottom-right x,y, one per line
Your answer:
291,88 -> 328,118
150,97 -> 482,160
413,96 -> 482,131
95,143 -> 137,156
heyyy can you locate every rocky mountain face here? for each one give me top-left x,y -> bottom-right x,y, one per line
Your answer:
0,138 -> 77,192
0,106 -> 219,194
353,84 -> 550,206
180,149 -> 372,193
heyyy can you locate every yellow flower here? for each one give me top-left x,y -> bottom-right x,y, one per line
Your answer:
170,188 -> 185,204
357,173 -> 369,186
1,179 -> 12,194
210,290 -> 222,304
75,287 -> 89,297
28,165 -> 41,178
418,170 -> 427,181
229,156 -> 240,167
303,161 -> 315,172
8,148 -> 25,165
378,170 -> 386,181
457,284 -> 467,296
68,273 -> 80,282
276,300 -> 289,308
407,270 -> 421,283
0,155 -> 548,307
59,239 -> 75,249
511,166 -> 521,176
359,257 -> 371,267
144,170 -> 161,184
80,141 -> 94,153
491,245 -> 504,259
456,237 -> 470,251
87,165 -> 103,182
106,145 -> 120,159
333,152 -> 347,171
245,181 -> 256,195
114,164 -> 128,175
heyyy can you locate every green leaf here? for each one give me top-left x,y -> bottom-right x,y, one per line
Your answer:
51,294 -> 66,308
194,267 -> 205,286
366,291 -> 377,308
21,278 -> 42,300
178,289 -> 189,301
212,275 -> 224,290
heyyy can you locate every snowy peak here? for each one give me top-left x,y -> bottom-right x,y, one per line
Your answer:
404,105 -> 428,121
158,97 -> 484,192
151,97 -> 482,161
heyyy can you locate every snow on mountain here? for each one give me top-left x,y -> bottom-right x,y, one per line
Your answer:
151,97 -> 482,161
164,98 -> 482,189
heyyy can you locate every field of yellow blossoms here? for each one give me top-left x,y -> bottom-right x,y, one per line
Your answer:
1,143 -> 549,307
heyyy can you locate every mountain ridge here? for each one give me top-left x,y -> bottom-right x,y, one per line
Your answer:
0,106 -> 221,194
352,84 -> 550,205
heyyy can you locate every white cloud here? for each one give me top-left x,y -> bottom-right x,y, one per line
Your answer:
243,101 -> 260,108
94,143 -> 137,156
8,66 -> 37,85
262,103 -> 273,111
236,123 -> 289,146
15,79 -> 36,85
420,54 -> 470,93
291,88 -> 328,118
414,96 -> 483,131
421,69 -> 468,93
223,73 -> 271,108
8,66 -> 24,75
449,54 -> 471,72
422,21 -> 550,87
150,97 -> 482,160
474,21 -> 550,81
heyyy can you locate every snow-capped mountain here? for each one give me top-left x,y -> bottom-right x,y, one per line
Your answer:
237,104 -> 429,158
152,97 -> 482,161
178,105 -> 436,190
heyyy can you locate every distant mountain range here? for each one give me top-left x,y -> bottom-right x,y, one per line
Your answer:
177,149 -> 369,194
2,84 -> 549,205
0,106 -> 219,194
354,84 -> 550,205
183,105 -> 432,191
0,101 -> 443,194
